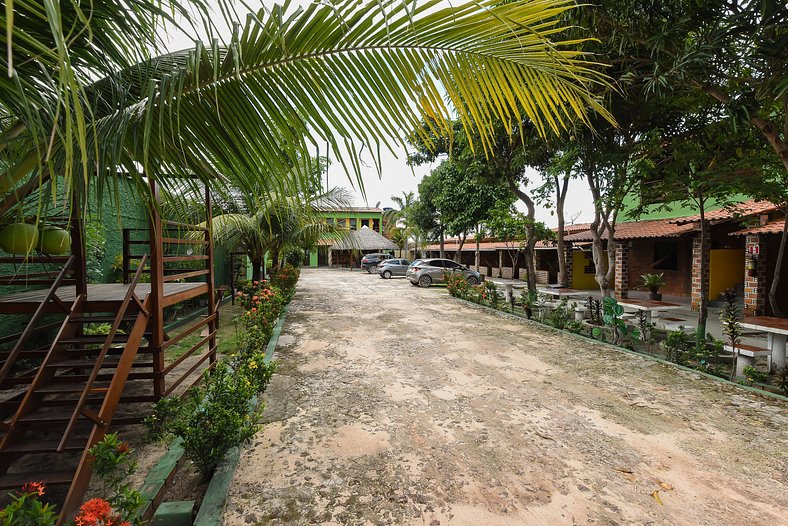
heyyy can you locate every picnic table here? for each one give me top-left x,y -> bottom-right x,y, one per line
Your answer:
616,298 -> 682,324
538,287 -> 589,301
740,316 -> 788,370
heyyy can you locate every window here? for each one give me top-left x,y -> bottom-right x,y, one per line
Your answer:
326,217 -> 334,225
654,242 -> 678,270
337,218 -> 347,229
373,218 -> 380,231
350,218 -> 357,230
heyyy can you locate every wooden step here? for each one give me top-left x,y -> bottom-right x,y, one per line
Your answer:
35,383 -> 110,395
1,438 -> 85,454
0,471 -> 74,489
70,316 -> 139,324
46,358 -> 154,369
14,414 -> 141,426
58,334 -> 131,345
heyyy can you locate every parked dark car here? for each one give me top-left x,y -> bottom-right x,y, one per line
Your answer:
361,253 -> 393,273
378,259 -> 410,278
406,258 -> 482,287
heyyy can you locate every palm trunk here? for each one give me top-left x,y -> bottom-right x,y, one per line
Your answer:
251,258 -> 263,282
439,228 -> 445,259
768,204 -> 788,316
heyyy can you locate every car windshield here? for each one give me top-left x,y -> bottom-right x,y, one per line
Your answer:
410,259 -> 423,267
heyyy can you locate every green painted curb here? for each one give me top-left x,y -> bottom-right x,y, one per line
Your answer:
448,293 -> 788,403
138,437 -> 186,520
191,298 -> 292,525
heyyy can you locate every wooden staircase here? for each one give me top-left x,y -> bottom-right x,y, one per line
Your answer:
0,256 -> 152,522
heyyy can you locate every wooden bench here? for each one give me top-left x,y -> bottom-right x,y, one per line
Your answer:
724,343 -> 772,376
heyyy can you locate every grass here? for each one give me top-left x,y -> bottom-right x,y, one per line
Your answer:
164,302 -> 244,363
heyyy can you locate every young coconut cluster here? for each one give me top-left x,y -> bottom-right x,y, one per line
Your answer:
0,223 -> 71,255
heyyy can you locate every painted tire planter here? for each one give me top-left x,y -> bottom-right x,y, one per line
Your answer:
0,223 -> 39,255
38,226 -> 71,254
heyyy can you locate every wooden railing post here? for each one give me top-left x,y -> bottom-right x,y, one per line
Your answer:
122,228 -> 131,284
70,197 -> 88,297
149,181 -> 166,399
205,185 -> 217,364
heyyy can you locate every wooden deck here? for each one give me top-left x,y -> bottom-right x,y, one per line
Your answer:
0,283 -> 207,313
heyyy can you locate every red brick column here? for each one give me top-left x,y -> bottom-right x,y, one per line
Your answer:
614,242 -> 629,299
744,234 -> 768,315
691,234 -> 710,310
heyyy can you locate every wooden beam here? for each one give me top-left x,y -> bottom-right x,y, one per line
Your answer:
149,180 -> 166,399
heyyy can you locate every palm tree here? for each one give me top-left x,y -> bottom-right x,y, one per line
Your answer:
210,187 -> 351,281
1,0 -> 613,221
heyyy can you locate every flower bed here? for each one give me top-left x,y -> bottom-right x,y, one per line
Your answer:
444,279 -> 788,398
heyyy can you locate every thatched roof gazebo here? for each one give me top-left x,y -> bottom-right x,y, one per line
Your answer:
330,226 -> 397,268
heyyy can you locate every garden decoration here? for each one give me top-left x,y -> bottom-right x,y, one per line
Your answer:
640,273 -> 666,301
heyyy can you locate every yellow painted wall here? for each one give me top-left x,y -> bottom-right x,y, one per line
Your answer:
572,250 -> 599,289
709,249 -> 744,300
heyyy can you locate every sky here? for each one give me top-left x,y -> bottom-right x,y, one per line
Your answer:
162,1 -> 596,227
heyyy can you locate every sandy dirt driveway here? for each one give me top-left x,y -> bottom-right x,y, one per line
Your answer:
223,268 -> 788,525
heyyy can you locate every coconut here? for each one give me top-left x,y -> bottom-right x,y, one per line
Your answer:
0,223 -> 39,255
38,227 -> 71,255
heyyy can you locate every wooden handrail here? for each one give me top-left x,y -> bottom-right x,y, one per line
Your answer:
0,255 -> 76,387
162,220 -> 208,232
58,254 -> 149,451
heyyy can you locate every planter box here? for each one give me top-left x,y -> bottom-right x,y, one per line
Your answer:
501,267 -> 514,279
491,268 -> 501,278
478,266 -> 489,277
534,270 -> 550,284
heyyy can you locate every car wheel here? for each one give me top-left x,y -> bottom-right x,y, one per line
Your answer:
367,265 -> 377,274
418,275 -> 432,288
466,276 -> 479,285
382,270 -> 392,279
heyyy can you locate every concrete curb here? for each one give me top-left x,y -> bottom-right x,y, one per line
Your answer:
448,293 -> 788,404
137,301 -> 292,524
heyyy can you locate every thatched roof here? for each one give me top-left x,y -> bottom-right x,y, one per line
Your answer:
331,226 -> 398,251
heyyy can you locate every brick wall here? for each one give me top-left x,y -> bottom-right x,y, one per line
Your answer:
626,239 -> 692,298
563,242 -> 573,286
614,243 -> 629,299
534,270 -> 550,284
744,234 -> 767,315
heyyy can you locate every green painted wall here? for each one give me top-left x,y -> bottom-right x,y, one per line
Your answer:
620,193 -> 750,221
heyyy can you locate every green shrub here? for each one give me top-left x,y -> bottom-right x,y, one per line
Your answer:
773,367 -> 788,396
664,328 -> 693,365
0,483 -> 57,526
545,298 -> 571,330
742,365 -> 768,385
170,361 -> 265,480
87,433 -> 144,525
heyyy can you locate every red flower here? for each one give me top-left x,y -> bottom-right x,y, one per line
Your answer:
75,498 -> 112,526
21,481 -> 45,496
116,442 -> 130,454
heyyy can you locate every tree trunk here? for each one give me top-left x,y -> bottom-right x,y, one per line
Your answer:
555,175 -> 570,287
506,175 -> 538,293
454,232 -> 467,263
696,201 -> 710,348
251,258 -> 263,282
475,225 -> 481,271
768,203 -> 788,317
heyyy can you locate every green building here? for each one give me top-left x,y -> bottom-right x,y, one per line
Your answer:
307,207 -> 386,267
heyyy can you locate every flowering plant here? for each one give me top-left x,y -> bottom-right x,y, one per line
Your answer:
0,482 -> 57,525
86,434 -> 143,525
73,498 -> 130,526
270,264 -> 300,296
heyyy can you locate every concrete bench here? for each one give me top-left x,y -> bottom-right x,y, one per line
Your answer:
724,343 -> 772,376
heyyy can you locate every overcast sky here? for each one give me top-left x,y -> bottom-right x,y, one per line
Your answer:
162,1 -> 595,227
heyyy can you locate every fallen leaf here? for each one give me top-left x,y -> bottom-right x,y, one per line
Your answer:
623,473 -> 636,482
659,482 -> 674,491
614,466 -> 634,474
651,490 -> 663,506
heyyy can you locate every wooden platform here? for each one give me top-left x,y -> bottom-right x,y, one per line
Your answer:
0,283 -> 207,314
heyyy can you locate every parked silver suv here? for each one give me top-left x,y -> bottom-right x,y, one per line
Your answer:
407,258 -> 482,287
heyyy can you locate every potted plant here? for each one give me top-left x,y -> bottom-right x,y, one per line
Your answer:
640,273 -> 666,301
